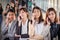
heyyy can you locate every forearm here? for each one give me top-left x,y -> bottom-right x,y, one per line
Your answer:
1,25 -> 8,34
33,35 -> 43,40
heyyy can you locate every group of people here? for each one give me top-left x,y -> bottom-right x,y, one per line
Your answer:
0,0 -> 60,40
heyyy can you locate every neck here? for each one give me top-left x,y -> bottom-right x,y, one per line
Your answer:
51,20 -> 54,23
35,18 -> 39,23
22,17 -> 27,25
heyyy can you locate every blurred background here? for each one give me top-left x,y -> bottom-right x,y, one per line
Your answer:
0,0 -> 60,39
0,0 -> 60,19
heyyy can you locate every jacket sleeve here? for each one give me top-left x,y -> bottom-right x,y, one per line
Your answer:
1,21 -> 8,35
8,26 -> 16,37
7,21 -> 16,37
41,25 -> 50,37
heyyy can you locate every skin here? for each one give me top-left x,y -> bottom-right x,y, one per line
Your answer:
15,10 -> 28,37
5,12 -> 15,27
19,10 -> 28,24
32,9 -> 41,23
33,9 -> 40,20
29,9 -> 43,39
7,12 -> 14,22
48,11 -> 55,23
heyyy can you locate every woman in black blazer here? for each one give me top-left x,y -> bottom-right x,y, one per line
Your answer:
15,8 -> 29,40
44,8 -> 58,40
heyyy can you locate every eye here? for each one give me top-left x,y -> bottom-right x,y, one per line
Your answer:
51,13 -> 54,15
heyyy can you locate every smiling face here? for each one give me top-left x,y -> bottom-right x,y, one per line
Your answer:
33,9 -> 40,19
19,10 -> 28,19
48,11 -> 55,22
7,12 -> 15,21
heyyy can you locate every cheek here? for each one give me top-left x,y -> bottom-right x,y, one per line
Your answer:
48,15 -> 55,20
36,13 -> 40,17
48,16 -> 51,19
22,13 -> 26,17
53,15 -> 55,18
9,16 -> 13,19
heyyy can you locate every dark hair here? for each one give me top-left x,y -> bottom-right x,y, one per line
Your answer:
6,4 -> 10,9
0,3 -> 3,13
22,0 -> 26,6
44,8 -> 58,25
32,6 -> 44,24
6,9 -> 15,16
19,8 -> 29,18
19,8 -> 28,12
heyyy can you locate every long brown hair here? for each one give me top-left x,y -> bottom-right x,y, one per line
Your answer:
19,8 -> 29,19
44,8 -> 58,25
32,6 -> 43,24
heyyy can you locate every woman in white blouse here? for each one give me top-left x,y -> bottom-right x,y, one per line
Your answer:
15,8 -> 29,40
29,6 -> 50,40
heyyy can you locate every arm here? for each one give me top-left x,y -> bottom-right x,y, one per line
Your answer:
29,22 -> 35,38
41,25 -> 50,37
1,21 -> 8,35
8,21 -> 19,37
7,26 -> 17,37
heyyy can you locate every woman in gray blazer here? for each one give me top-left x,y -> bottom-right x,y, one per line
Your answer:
1,9 -> 16,40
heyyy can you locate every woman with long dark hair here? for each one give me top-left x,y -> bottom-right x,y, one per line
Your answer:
29,6 -> 50,40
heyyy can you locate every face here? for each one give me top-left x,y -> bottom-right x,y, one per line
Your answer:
48,11 -> 55,22
33,9 -> 40,19
7,5 -> 10,9
7,12 -> 14,21
19,10 -> 27,19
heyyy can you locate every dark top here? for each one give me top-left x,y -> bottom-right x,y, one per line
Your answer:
0,8 -> 3,15
50,23 -> 59,40
57,24 -> 60,40
16,20 -> 29,38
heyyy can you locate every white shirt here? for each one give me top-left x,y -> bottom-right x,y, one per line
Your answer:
21,19 -> 28,34
34,22 -> 44,35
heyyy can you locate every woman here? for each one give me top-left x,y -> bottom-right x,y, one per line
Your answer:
15,8 -> 29,40
29,6 -> 50,40
44,8 -> 58,40
1,9 -> 16,40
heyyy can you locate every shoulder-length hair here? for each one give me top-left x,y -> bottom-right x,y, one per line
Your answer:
32,6 -> 44,24
44,8 -> 58,25
19,8 -> 29,19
